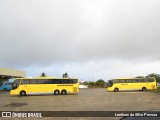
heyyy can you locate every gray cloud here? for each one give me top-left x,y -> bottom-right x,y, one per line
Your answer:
1,0 -> 160,69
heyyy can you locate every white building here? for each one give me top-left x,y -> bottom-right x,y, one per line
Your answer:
79,81 -> 88,88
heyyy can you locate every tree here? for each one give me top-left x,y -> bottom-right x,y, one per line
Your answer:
62,73 -> 69,78
88,81 -> 95,87
41,72 -> 46,77
135,76 -> 145,78
146,73 -> 160,83
83,81 -> 89,85
95,79 -> 105,87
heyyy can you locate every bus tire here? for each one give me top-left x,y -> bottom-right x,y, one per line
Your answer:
114,88 -> 119,92
20,91 -> 26,96
142,87 -> 147,91
3,88 -> 7,91
54,90 -> 60,95
61,90 -> 67,95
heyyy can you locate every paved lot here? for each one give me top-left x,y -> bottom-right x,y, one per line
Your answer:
0,88 -> 160,120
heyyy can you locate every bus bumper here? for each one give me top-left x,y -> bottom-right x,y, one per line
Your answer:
107,87 -> 114,92
10,90 -> 19,96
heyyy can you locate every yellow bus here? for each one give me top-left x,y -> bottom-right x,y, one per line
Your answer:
107,77 -> 157,92
10,76 -> 79,96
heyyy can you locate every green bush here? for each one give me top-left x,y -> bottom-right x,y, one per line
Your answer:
156,87 -> 160,92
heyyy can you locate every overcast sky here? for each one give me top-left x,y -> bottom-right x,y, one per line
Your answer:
1,0 -> 160,81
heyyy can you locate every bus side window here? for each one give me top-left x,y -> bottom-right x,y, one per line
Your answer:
138,79 -> 144,82
120,80 -> 126,83
29,80 -> 38,84
126,79 -> 132,83
38,79 -> 46,84
46,79 -> 54,84
114,80 -> 119,83
15,80 -> 20,85
9,82 -> 12,85
5,82 -> 11,85
68,79 -> 73,84
53,79 -> 60,84
60,79 -> 68,84
132,79 -> 138,83
21,80 -> 29,84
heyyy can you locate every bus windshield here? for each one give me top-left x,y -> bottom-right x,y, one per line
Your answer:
0,82 -> 4,87
12,79 -> 20,90
107,80 -> 113,87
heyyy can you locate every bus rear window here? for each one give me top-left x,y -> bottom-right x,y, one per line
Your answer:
144,79 -> 149,82
149,78 -> 154,82
72,79 -> 78,84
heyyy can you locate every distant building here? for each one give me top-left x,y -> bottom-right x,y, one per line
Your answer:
0,68 -> 26,83
79,81 -> 88,88
79,85 -> 88,88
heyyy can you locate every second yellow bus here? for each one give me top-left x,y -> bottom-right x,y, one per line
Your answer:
107,77 -> 157,92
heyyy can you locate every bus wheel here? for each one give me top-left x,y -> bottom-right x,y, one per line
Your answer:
142,87 -> 147,91
54,90 -> 60,95
20,91 -> 26,96
114,88 -> 119,92
3,88 -> 7,91
61,90 -> 67,95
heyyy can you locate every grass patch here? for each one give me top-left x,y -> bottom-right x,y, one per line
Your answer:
153,86 -> 160,92
156,87 -> 160,92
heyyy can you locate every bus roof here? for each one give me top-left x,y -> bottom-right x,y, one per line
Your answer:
110,77 -> 155,80
14,76 -> 78,80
